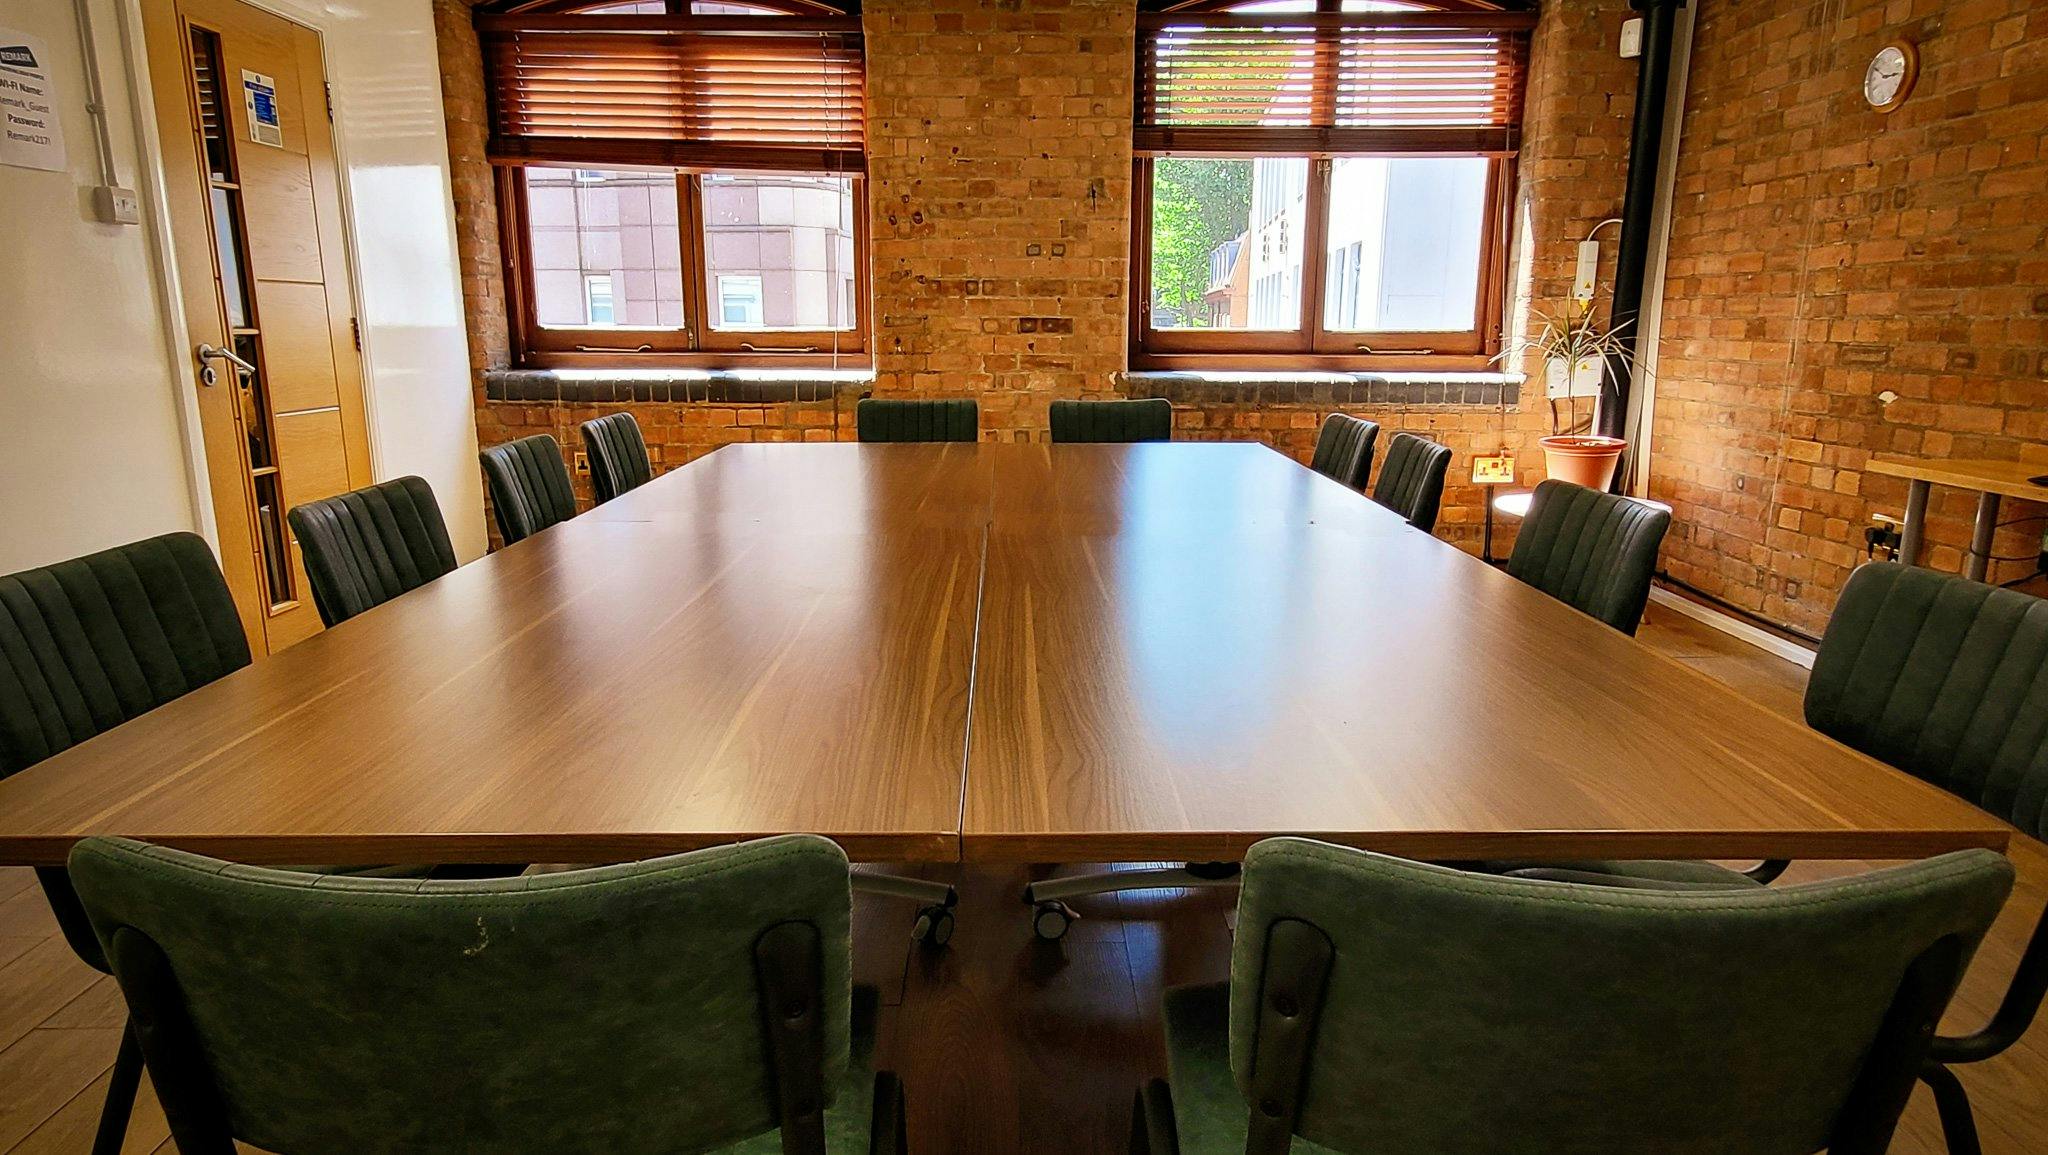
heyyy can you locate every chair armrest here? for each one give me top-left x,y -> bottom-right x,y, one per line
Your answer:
1743,859 -> 1790,884
1931,904 -> 2048,1065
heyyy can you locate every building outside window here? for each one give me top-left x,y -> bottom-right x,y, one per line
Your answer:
583,274 -> 615,325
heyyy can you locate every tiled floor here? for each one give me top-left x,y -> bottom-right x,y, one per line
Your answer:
2,600 -> 2042,1152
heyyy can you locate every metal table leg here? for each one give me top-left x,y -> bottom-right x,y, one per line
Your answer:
1966,491 -> 2001,583
1899,479 -> 1930,568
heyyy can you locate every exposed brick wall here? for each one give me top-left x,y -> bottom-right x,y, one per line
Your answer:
472,392 -> 853,549
435,0 -> 1641,558
864,0 -> 1135,439
1652,0 -> 2048,633
433,0 -> 510,396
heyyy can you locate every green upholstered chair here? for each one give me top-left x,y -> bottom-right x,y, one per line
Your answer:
856,398 -> 979,443
1306,415 -> 1378,492
0,533 -> 252,1154
1504,478 -> 1670,635
580,412 -> 654,503
1368,432 -> 1452,532
1132,837 -> 2012,1155
480,433 -> 578,545
1553,563 -> 2048,1153
1049,398 -> 1172,443
288,476 -> 459,628
70,834 -> 906,1155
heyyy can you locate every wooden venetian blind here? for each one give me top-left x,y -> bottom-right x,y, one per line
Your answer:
1135,10 -> 1537,157
478,13 -> 866,173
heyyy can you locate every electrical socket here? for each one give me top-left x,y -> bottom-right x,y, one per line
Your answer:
1619,17 -> 1644,58
92,186 -> 140,225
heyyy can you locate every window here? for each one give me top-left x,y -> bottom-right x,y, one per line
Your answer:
718,275 -> 764,327
584,275 -> 616,325
1130,1 -> 1533,369
478,2 -> 868,364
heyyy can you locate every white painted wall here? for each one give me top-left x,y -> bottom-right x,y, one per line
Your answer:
0,0 -> 200,573
0,0 -> 486,576
254,0 -> 486,561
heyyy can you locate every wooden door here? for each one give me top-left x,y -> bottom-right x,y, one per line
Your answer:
143,0 -> 371,655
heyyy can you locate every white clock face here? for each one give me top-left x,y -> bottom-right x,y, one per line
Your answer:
1865,45 -> 1908,107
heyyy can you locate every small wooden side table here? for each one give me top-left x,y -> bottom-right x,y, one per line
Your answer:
1867,456 -> 2048,582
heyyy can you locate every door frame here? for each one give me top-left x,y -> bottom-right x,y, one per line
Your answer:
115,0 -> 382,569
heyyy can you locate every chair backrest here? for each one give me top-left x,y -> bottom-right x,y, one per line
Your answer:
1049,398 -> 1171,443
1,532 -> 249,778
1807,562 -> 2048,840
1369,432 -> 1453,532
480,434 -> 578,545
1307,414 -> 1379,491
579,412 -> 653,503
856,398 -> 979,443
1,533 -> 253,974
287,476 -> 458,628
71,834 -> 857,1155
1505,478 -> 1670,635
1228,837 -> 2012,1155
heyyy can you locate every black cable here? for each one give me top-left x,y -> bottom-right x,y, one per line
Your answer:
1653,572 -> 1823,646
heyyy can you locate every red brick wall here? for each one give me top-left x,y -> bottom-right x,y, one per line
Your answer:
864,0 -> 1135,439
437,0 -> 1642,557
1652,0 -> 2048,633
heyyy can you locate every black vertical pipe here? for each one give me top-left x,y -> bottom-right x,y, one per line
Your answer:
1599,0 -> 1683,441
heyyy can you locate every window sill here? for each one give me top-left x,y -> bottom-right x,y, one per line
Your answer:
1118,370 -> 1522,408
485,367 -> 874,405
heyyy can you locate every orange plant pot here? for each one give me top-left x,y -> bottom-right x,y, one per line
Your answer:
1540,435 -> 1628,491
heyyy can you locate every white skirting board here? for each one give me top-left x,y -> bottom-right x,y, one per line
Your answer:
1647,586 -> 1817,670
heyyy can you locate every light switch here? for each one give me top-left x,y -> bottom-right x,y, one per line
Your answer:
92,186 -> 141,225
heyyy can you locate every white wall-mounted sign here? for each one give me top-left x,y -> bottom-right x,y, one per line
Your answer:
242,70 -> 282,148
0,28 -> 67,173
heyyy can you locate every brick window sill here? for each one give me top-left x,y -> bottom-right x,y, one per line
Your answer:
485,367 -> 874,405
1117,370 -> 1522,408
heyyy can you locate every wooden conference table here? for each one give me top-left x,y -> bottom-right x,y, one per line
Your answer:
0,443 -> 2009,868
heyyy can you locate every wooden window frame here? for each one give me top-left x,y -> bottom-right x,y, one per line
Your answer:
500,167 -> 870,369
1129,0 -> 1525,372
484,0 -> 869,368
1129,154 -> 1512,372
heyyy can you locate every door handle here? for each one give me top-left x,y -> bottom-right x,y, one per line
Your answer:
196,343 -> 256,386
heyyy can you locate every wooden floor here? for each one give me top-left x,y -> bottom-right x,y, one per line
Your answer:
1,601 -> 2042,1153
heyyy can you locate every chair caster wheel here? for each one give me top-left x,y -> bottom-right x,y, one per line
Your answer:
1032,901 -> 1077,941
911,904 -> 955,948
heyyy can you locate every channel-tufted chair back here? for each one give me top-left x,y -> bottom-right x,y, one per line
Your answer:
1049,398 -> 1172,443
0,532 -> 248,777
1370,433 -> 1453,532
0,531 -> 251,971
579,413 -> 654,503
1506,479 -> 1671,635
856,398 -> 979,443
1308,414 -> 1379,491
480,434 -> 578,545
1807,563 -> 2048,840
288,476 -> 459,628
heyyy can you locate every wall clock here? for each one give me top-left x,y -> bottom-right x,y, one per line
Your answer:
1863,41 -> 1918,113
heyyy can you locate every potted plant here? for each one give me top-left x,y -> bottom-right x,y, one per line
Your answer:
1495,306 -> 1635,491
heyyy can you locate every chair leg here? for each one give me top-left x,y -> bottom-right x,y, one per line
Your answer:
1130,1079 -> 1179,1155
1921,1064 -> 1983,1155
92,1021 -> 144,1155
868,1071 -> 907,1155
